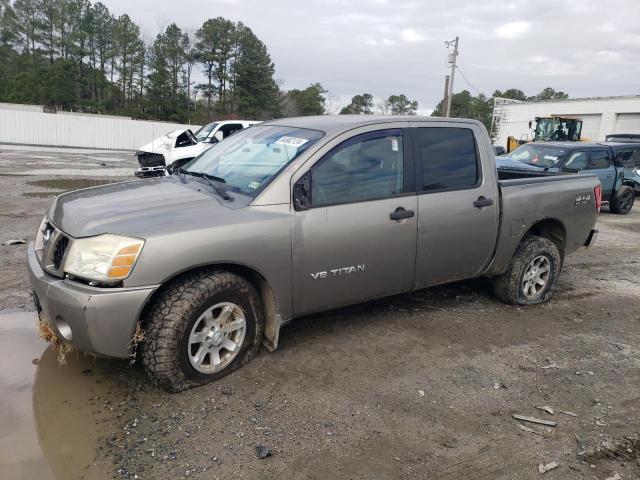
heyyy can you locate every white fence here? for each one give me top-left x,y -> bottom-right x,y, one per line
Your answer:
0,103 -> 200,151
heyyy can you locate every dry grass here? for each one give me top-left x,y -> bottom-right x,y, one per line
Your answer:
36,316 -> 73,365
128,321 -> 145,365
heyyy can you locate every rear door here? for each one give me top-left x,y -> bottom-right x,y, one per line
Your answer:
291,125 -> 417,316
412,123 -> 499,288
587,149 -> 615,196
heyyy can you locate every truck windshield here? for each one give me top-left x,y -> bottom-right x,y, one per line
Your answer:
184,125 -> 323,196
509,144 -> 567,168
193,122 -> 219,142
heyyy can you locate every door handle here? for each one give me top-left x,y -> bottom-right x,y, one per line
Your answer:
389,207 -> 415,221
473,196 -> 494,208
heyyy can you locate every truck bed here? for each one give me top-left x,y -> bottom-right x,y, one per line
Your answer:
487,170 -> 599,276
497,167 -> 564,182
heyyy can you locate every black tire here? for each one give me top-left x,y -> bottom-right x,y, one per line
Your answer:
610,186 -> 635,214
141,270 -> 263,392
492,236 -> 561,306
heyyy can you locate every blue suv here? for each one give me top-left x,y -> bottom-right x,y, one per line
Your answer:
497,141 -> 640,214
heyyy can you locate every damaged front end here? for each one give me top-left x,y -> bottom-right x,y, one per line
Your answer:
134,129 -> 208,178
134,151 -> 167,178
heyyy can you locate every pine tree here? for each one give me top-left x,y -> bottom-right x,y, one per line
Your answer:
230,23 -> 279,119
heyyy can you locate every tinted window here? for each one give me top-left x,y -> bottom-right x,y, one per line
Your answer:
564,151 -> 588,170
220,123 -> 244,138
417,127 -> 478,191
618,147 -> 640,166
589,150 -> 610,169
311,130 -> 404,206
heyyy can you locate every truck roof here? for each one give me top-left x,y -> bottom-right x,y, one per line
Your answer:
262,115 -> 481,135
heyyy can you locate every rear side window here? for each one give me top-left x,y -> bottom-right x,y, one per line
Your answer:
618,148 -> 640,166
417,127 -> 479,192
564,151 -> 588,170
589,150 -> 610,169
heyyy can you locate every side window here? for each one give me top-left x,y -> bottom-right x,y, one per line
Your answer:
564,151 -> 588,170
311,130 -> 404,207
618,148 -> 640,166
589,150 -> 610,169
417,127 -> 479,192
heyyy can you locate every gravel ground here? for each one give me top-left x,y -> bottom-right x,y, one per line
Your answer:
0,147 -> 638,480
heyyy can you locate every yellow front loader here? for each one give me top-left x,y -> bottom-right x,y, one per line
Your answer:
506,117 -> 584,153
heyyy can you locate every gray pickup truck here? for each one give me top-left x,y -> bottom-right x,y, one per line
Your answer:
28,116 -> 600,391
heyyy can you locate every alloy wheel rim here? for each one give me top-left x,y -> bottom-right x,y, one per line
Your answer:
621,190 -> 633,210
522,255 -> 551,299
187,302 -> 246,374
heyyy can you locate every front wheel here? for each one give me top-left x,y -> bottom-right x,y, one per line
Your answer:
610,186 -> 634,214
141,270 -> 264,392
492,236 -> 561,306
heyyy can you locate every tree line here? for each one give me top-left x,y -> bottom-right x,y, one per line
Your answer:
430,87 -> 570,135
0,0 -> 421,123
0,0 -> 286,122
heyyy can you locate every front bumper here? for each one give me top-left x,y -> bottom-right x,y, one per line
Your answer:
134,166 -> 167,178
27,242 -> 158,358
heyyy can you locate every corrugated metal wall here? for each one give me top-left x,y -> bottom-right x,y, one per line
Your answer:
0,103 -> 201,151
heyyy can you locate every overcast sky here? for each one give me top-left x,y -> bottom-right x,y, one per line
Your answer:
100,0 -> 640,114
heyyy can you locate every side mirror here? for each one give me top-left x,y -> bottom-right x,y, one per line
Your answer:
293,173 -> 311,211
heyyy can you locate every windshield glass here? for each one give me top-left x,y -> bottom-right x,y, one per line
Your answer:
509,144 -> 567,168
193,122 -> 219,142
184,125 -> 324,196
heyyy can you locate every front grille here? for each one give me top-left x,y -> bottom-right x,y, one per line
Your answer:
36,220 -> 71,277
136,152 -> 166,168
52,235 -> 69,269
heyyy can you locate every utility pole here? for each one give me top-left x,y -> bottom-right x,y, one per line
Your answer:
442,75 -> 450,117
444,36 -> 459,117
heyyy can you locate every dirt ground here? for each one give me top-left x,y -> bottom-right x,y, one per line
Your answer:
0,146 -> 639,480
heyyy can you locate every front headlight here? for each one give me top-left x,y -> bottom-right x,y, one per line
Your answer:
64,234 -> 144,283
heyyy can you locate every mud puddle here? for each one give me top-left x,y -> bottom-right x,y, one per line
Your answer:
0,311 -> 124,480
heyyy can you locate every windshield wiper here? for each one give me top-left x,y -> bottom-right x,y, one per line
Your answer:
175,166 -> 187,183
181,168 -> 231,201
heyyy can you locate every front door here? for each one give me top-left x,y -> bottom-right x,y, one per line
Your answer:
412,123 -> 499,288
292,128 -> 417,316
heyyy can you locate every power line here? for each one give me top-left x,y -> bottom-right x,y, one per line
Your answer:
455,65 -> 482,95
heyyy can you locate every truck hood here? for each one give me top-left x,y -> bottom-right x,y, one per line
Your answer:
496,156 -> 545,171
48,177 -> 245,238
137,129 -> 212,166
137,129 -> 188,155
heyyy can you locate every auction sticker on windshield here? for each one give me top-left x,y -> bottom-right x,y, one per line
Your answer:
275,136 -> 309,148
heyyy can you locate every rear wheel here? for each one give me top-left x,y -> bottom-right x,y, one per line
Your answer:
492,236 -> 561,306
141,270 -> 263,392
610,186 -> 634,214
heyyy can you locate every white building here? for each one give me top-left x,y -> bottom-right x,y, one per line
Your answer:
492,95 -> 640,147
